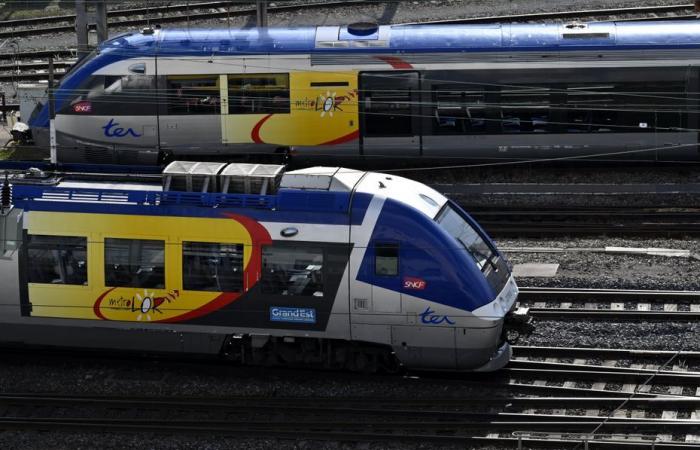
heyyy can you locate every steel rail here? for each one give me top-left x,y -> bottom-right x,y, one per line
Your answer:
403,4 -> 695,25
0,1 -> 247,27
0,49 -> 74,63
509,359 -> 700,375
512,345 -> 700,360
0,60 -> 74,71
499,367 -> 700,386
0,416 -> 696,437
528,309 -> 700,319
483,223 -> 700,237
518,288 -> 700,320
473,207 -> 700,236
436,182 -> 700,196
0,69 -> 67,81
519,287 -> 700,299
2,2 -> 694,31
0,393 -> 697,410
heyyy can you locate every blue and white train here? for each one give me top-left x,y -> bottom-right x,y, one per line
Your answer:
26,20 -> 700,164
0,163 -> 525,371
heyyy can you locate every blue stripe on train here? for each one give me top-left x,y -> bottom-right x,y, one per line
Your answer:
12,185 -> 373,226
356,198 -> 494,313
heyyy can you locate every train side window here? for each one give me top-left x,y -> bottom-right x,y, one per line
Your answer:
499,86 -> 551,134
637,82 -> 685,132
26,235 -> 87,285
182,242 -> 243,292
102,75 -> 157,115
166,76 -> 220,115
375,243 -> 399,277
261,245 -> 323,297
614,83 -> 657,133
228,74 -> 290,114
104,238 -> 165,289
432,86 -> 486,135
565,81 -> 687,133
363,88 -> 412,136
59,75 -> 107,115
60,75 -> 157,116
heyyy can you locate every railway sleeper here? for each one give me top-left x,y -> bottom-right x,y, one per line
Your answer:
221,334 -> 401,374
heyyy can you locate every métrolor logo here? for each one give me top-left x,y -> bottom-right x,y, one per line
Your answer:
270,307 -> 316,324
103,289 -> 180,322
102,118 -> 142,138
419,307 -> 455,325
403,276 -> 427,290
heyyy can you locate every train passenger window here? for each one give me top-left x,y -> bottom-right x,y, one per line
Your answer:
563,85 -> 604,132
182,242 -> 243,292
104,238 -> 165,289
26,235 -> 87,285
261,245 -> 323,297
228,74 -> 290,114
499,87 -> 551,133
432,87 -> 486,135
564,82 -> 687,133
375,243 -> 399,277
166,76 -> 220,115
362,88 -> 413,136
60,75 -> 157,116
638,82 -> 686,132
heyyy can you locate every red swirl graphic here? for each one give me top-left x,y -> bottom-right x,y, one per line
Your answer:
251,114 -> 274,144
93,214 -> 272,323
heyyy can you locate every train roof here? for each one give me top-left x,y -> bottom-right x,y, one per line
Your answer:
9,165 -> 447,221
100,20 -> 700,56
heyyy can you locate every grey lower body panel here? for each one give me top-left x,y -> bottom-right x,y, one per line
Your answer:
391,322 -> 506,371
470,341 -> 512,372
0,322 -> 226,355
423,132 -> 699,161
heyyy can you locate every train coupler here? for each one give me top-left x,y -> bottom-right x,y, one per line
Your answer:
503,305 -> 534,345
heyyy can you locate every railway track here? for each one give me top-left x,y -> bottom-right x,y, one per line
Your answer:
0,386 -> 697,447
0,342 -> 696,448
518,287 -> 700,320
473,207 -> 700,237
437,182 -> 700,196
0,1 -> 695,40
0,49 -> 74,63
0,0 -> 376,39
405,3 -> 698,25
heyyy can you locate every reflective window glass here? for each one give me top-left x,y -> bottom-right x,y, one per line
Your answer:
261,246 -> 323,297
436,204 -> 496,272
166,76 -> 220,115
228,74 -> 290,114
27,235 -> 87,285
375,243 -> 399,277
104,238 -> 165,288
182,242 -> 243,292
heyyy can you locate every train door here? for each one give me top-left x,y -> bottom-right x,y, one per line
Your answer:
156,74 -> 223,153
359,72 -> 421,156
348,240 -> 402,345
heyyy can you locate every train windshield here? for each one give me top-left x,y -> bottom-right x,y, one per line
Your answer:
61,49 -> 98,83
435,203 -> 497,272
